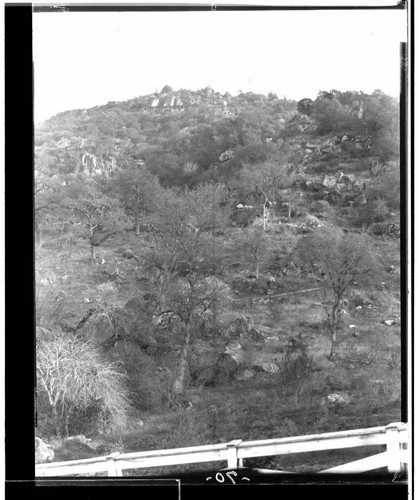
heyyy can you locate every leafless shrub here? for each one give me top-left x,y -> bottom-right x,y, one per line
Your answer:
36,333 -> 131,436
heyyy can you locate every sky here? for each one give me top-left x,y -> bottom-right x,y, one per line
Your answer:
33,8 -> 407,124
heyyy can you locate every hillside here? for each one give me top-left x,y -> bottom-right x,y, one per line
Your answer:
35,86 -> 402,474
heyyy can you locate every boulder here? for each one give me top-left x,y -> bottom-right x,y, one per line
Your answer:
327,393 -> 351,406
353,193 -> 367,207
84,439 -> 108,452
370,221 -> 400,238
305,179 -> 324,191
65,434 -> 91,445
226,341 -> 242,351
252,277 -> 270,294
312,200 -> 330,214
219,150 -> 235,163
262,362 -> 279,373
55,438 -> 98,461
225,316 -> 254,339
231,277 -> 253,292
35,437 -> 55,464
235,369 -> 254,381
335,182 -> 348,192
254,362 -> 279,374
382,319 -> 396,326
322,175 -> 337,188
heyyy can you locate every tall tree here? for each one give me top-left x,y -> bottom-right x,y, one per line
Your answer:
232,228 -> 270,278
138,183 -> 231,396
295,229 -> 376,359
64,181 -> 130,264
111,165 -> 161,235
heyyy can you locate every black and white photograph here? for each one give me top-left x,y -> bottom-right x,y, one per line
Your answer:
30,0 -> 410,491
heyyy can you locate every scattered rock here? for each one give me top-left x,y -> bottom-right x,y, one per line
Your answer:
382,320 -> 396,326
265,336 -> 279,342
35,437 -> 55,464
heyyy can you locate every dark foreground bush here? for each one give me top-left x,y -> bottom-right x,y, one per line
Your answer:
107,341 -> 171,411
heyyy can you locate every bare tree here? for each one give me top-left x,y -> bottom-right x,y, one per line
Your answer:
232,228 -> 270,278
151,276 -> 230,396
65,181 -> 130,264
136,183 -> 232,397
239,160 -> 294,231
36,333 -> 131,437
295,228 -> 376,359
111,165 -> 161,235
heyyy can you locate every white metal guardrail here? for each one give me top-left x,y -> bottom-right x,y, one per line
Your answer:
35,422 -> 409,477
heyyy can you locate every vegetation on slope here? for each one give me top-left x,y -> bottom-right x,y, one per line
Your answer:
35,86 -> 402,473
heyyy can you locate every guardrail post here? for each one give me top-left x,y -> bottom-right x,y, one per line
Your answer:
106,452 -> 122,476
226,440 -> 242,469
397,423 -> 409,472
385,423 -> 402,473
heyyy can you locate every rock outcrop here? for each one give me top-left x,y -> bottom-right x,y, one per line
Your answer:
35,437 -> 55,464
